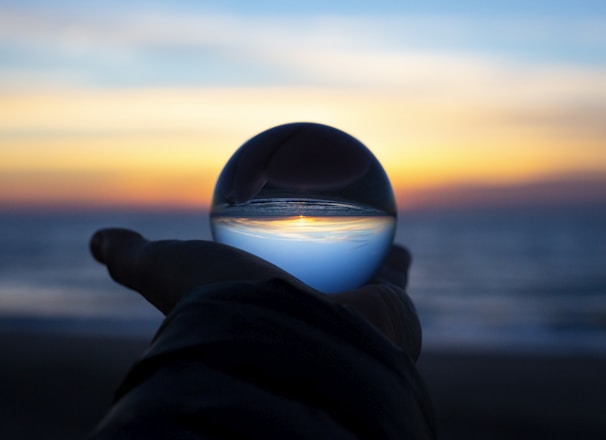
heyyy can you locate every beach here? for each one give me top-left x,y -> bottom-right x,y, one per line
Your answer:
2,330 -> 605,439
419,350 -> 606,439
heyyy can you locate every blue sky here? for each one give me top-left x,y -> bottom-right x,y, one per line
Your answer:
0,0 -> 604,88
2,0 -> 605,13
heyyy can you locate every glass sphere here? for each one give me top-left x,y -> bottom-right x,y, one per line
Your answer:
210,122 -> 397,293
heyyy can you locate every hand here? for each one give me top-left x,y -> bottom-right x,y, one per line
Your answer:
90,228 -> 422,359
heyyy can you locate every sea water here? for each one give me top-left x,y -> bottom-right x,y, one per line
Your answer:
0,206 -> 605,355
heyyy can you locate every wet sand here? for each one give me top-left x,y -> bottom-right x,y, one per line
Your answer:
2,331 -> 605,439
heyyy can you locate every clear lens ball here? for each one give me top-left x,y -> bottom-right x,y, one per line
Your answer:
210,122 -> 397,293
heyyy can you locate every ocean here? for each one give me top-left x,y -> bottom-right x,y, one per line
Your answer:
1,205 -> 605,356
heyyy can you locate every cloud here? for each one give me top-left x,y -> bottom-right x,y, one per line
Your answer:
0,8 -> 604,83
2,8 -> 605,50
400,172 -> 606,210
1,8 -> 604,115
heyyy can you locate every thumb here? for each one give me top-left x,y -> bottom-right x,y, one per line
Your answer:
90,228 -> 148,291
90,228 -> 178,313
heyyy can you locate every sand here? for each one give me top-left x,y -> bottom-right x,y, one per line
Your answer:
2,331 -> 605,439
418,350 -> 606,439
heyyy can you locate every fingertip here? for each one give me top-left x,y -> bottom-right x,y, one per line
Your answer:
388,244 -> 412,271
380,244 -> 412,279
89,228 -> 145,265
90,229 -> 106,263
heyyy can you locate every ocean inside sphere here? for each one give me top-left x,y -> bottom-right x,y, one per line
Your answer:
210,122 -> 397,293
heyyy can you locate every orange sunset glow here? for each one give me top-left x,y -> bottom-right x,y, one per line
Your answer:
1,4 -> 605,211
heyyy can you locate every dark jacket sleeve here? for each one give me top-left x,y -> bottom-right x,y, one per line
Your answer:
91,279 -> 436,439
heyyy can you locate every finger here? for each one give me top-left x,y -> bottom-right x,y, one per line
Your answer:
323,244 -> 420,358
90,228 -> 147,287
362,284 -> 422,360
370,244 -> 412,289
90,228 -> 173,309
91,228 -> 210,313
326,284 -> 422,360
90,228 -> 307,314
89,228 -> 210,313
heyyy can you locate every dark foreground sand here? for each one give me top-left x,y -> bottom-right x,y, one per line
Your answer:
1,331 -> 605,439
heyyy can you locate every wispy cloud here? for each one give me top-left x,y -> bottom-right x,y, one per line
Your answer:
1,8 -> 604,116
2,8 -> 604,51
0,8 -> 604,88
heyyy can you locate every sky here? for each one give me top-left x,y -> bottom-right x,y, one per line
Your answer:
0,0 -> 605,210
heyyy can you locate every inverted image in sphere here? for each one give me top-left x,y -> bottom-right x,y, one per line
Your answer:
210,122 -> 397,293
